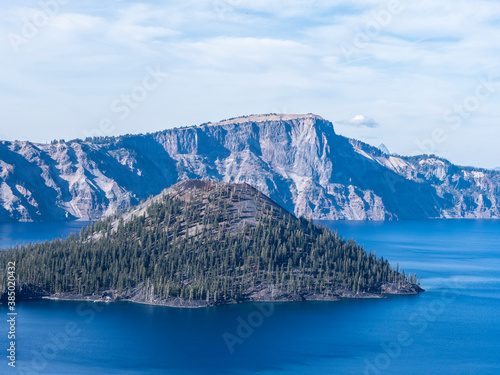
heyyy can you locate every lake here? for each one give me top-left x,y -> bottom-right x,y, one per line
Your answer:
0,221 -> 90,250
1,220 -> 499,374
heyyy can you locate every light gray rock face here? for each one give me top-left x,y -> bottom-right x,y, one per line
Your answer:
378,144 -> 390,155
1,114 -> 499,222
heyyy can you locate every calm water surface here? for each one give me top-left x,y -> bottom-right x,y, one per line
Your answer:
0,220 -> 499,374
0,221 -> 90,249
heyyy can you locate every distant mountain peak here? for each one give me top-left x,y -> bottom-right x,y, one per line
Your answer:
378,143 -> 390,154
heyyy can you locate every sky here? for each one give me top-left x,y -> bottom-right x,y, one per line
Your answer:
1,0 -> 500,169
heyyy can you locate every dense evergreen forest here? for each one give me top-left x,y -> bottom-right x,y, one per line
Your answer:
0,180 -> 421,305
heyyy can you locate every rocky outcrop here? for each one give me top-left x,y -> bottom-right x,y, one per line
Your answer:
0,113 -> 499,222
349,139 -> 500,219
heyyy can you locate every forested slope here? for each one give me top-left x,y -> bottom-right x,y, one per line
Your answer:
0,180 -> 422,307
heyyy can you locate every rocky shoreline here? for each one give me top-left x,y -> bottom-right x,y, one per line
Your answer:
3,282 -> 424,308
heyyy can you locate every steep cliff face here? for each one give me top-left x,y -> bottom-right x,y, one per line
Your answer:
349,139 -> 500,219
0,114 -> 498,222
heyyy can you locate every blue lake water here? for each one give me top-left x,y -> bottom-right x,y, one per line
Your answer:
1,219 -> 499,374
0,221 -> 90,250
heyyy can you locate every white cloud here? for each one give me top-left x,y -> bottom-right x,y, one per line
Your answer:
170,36 -> 314,73
337,115 -> 379,128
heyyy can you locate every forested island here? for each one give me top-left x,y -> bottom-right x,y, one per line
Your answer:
0,180 -> 423,307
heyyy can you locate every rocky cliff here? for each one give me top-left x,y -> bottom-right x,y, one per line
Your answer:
1,113 -> 499,222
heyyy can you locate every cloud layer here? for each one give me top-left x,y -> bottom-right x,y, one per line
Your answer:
1,0 -> 500,168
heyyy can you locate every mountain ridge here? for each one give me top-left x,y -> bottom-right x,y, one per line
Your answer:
1,113 -> 499,222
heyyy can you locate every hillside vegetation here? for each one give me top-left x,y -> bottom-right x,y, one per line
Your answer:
0,180 -> 422,307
